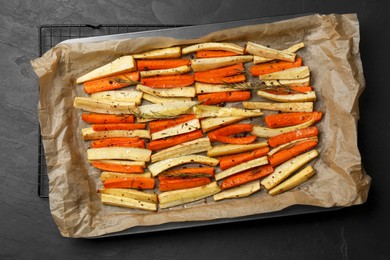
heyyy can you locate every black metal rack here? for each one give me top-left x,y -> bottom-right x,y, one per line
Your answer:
38,24 -> 185,198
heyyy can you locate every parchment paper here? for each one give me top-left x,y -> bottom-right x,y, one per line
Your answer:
31,13 -> 371,238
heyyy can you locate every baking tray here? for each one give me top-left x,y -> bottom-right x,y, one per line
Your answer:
39,14 -> 342,237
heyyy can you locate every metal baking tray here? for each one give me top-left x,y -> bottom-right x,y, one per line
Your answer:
39,14 -> 340,237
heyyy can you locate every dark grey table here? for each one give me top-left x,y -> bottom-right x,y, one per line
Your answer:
1,1 -> 389,259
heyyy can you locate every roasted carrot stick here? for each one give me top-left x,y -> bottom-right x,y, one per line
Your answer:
250,57 -> 303,76
92,123 -> 146,131
195,50 -> 239,58
82,113 -> 135,124
90,138 -> 145,148
103,177 -> 155,189
265,111 -> 323,128
159,167 -> 215,179
268,126 -> 319,148
221,165 -> 274,190
159,177 -> 211,191
197,91 -> 251,105
195,74 -> 246,84
149,115 -> 196,133
194,63 -> 244,78
219,147 -> 270,170
136,59 -> 191,71
91,161 -> 144,173
147,129 -> 203,151
269,140 -> 318,167
214,135 -> 257,144
83,72 -> 139,94
208,124 -> 254,142
140,74 -> 194,88
265,86 -> 313,95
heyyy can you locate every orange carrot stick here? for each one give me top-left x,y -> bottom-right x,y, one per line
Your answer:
195,74 -> 246,84
92,123 -> 146,131
208,124 -> 254,142
265,111 -> 323,128
159,167 -> 215,179
219,147 -> 270,170
268,126 -> 319,148
136,59 -> 191,71
140,74 -> 194,88
149,115 -> 196,133
214,135 -> 257,144
82,113 -> 135,124
269,140 -> 318,167
250,57 -> 303,76
83,72 -> 139,94
103,177 -> 155,189
147,129 -> 204,151
159,177 -> 211,191
90,138 -> 145,148
91,162 -> 144,173
197,91 -> 251,105
195,50 -> 239,58
194,63 -> 244,78
220,165 -> 274,190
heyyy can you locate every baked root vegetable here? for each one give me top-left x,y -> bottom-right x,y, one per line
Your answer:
136,59 -> 191,71
87,147 -> 152,162
268,139 -> 318,167
253,42 -> 305,64
142,93 -> 192,104
220,165 -> 274,190
261,149 -> 318,190
207,141 -> 268,157
159,167 -> 215,178
140,65 -> 191,78
214,180 -> 261,201
191,55 -> 253,72
245,42 -> 296,62
92,123 -> 146,131
91,161 -> 144,173
100,193 -> 157,211
265,111 -> 322,128
76,55 -> 136,84
196,50 -> 239,58
82,128 -> 151,140
197,91 -> 251,105
99,188 -> 158,203
151,137 -> 212,162
148,155 -> 219,177
140,74 -> 195,88
257,90 -> 316,103
90,90 -> 143,105
149,115 -> 196,133
147,130 -> 203,151
133,46 -> 181,59
194,105 -> 262,118
103,176 -> 155,189
182,42 -> 244,55
195,74 -> 246,84
265,86 -> 313,95
159,177 -> 211,191
136,84 -> 196,98
195,82 -> 240,94
268,136 -> 318,156
251,120 -> 315,138
137,101 -> 197,120
90,138 -> 145,148
100,171 -> 151,181
268,126 -> 319,148
95,159 -> 145,167
243,101 -> 313,113
158,181 -> 221,209
83,72 -> 140,94
74,97 -> 139,115
207,123 -> 256,144
219,147 -> 270,170
200,116 -> 249,132
261,77 -> 310,87
259,66 -> 310,80
268,165 -> 315,195
194,63 -> 244,77
82,113 -> 135,124
250,57 -> 303,76
214,156 -> 269,181
151,119 -> 200,140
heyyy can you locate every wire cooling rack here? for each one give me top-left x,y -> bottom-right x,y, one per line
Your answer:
38,24 -> 186,198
